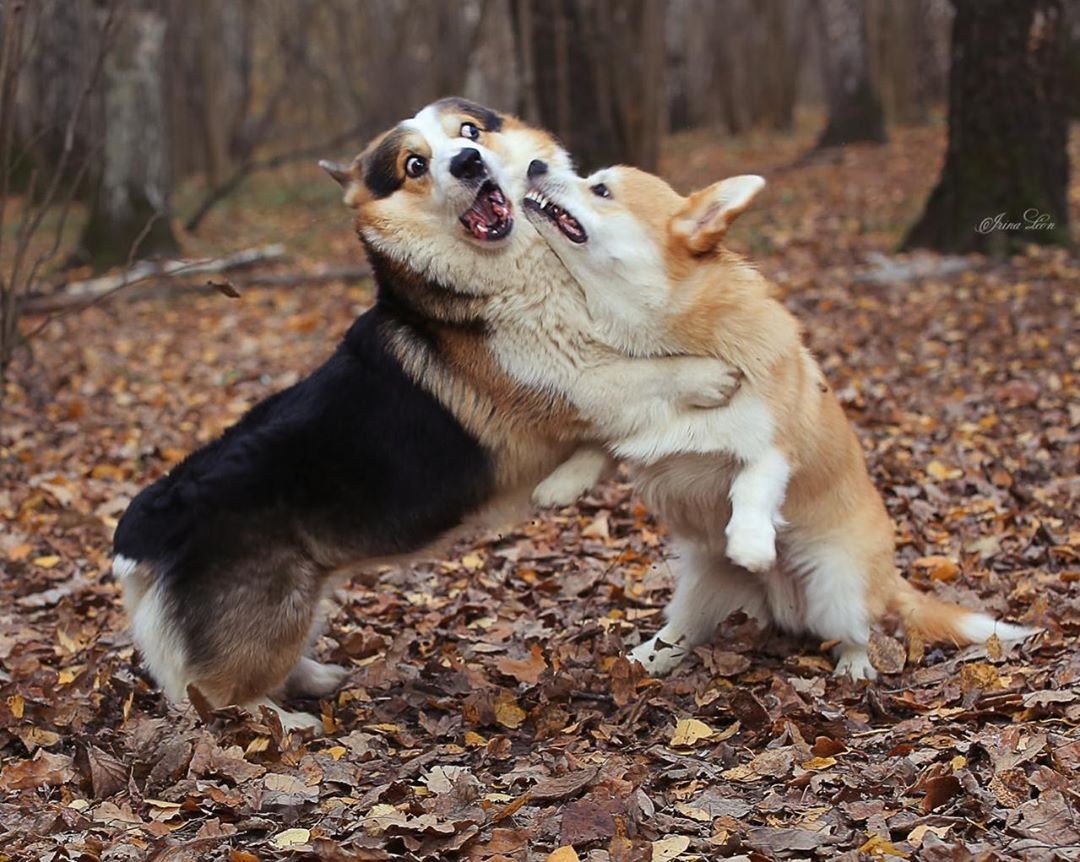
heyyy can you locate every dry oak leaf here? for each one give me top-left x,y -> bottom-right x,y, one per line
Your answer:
546,848 -> 581,862
669,718 -> 713,748
652,834 -> 690,859
913,555 -> 960,582
868,632 -> 906,674
530,767 -> 599,802
496,644 -> 548,685
0,750 -> 76,790
858,834 -> 910,858
272,827 -> 311,849
493,690 -> 527,729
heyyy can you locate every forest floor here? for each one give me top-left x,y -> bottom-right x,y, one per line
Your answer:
1,120 -> 1078,861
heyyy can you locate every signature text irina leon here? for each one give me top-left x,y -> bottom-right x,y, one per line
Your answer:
976,209 -> 1057,234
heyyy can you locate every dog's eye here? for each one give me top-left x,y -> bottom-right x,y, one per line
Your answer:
405,155 -> 428,178
460,122 -> 480,141
590,183 -> 611,198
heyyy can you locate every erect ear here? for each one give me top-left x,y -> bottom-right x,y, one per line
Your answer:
670,175 -> 765,255
319,158 -> 364,207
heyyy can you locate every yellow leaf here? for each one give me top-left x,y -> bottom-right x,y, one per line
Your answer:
858,834 -> 909,858
674,803 -> 712,822
8,695 -> 24,719
926,460 -> 962,481
670,718 -> 713,748
581,513 -> 610,540
546,848 -> 581,862
7,544 -> 31,562
464,731 -> 487,748
32,555 -> 61,569
494,691 -> 526,729
802,756 -> 837,771
461,552 -> 485,571
272,827 -> 310,849
913,555 -> 960,582
326,745 -> 347,761
652,835 -> 691,861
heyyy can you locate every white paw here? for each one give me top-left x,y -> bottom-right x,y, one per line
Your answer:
532,473 -> 590,507
287,657 -> 349,698
832,645 -> 877,681
245,697 -> 324,733
725,521 -> 777,573
629,635 -> 689,677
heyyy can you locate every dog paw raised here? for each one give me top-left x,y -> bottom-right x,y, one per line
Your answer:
724,521 -> 777,572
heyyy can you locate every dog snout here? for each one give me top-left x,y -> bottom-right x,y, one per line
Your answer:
450,147 -> 486,181
527,159 -> 548,180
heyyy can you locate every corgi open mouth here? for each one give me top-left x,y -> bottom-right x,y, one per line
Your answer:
460,181 -> 513,241
524,189 -> 587,243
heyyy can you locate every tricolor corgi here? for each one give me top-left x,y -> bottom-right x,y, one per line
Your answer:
523,160 -> 1040,678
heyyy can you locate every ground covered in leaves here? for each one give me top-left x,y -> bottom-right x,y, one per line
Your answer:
2,122 -> 1079,861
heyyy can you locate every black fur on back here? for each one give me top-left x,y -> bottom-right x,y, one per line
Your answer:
114,300 -> 497,620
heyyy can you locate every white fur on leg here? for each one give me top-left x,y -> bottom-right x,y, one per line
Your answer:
117,556 -> 192,702
725,448 -> 790,573
833,644 -> 877,680
286,656 -> 349,698
532,446 -> 612,507
245,697 -> 323,733
628,539 -> 771,676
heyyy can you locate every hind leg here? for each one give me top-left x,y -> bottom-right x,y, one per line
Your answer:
794,539 -> 876,680
630,538 -> 770,676
186,560 -> 327,730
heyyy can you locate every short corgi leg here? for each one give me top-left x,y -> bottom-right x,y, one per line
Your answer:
796,541 -> 875,680
630,540 -> 770,677
285,656 -> 349,698
725,448 -> 790,573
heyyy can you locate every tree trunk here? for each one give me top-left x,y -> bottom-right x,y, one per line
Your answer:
903,0 -> 1070,254
76,0 -> 179,271
510,0 -> 665,172
814,0 -> 887,147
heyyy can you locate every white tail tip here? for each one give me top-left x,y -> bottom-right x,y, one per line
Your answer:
959,613 -> 1041,644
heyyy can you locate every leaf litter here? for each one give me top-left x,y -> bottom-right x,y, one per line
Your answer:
0,124 -> 1077,859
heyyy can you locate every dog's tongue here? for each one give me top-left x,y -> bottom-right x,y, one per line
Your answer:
462,185 -> 510,239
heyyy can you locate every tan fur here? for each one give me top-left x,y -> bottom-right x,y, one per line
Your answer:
526,164 -> 1038,677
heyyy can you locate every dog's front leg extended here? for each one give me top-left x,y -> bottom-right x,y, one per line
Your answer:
533,445 -> 614,507
573,356 -> 741,438
724,447 -> 790,573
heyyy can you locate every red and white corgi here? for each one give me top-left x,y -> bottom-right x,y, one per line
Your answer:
523,160 -> 1040,678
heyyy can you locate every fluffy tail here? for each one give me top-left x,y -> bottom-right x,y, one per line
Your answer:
888,572 -> 1039,646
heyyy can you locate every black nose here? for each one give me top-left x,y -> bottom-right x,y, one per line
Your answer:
527,159 -> 548,180
449,147 -> 486,181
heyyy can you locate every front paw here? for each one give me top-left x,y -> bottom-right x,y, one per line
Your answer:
678,364 -> 742,409
725,521 -> 776,573
629,635 -> 689,677
532,473 -> 589,507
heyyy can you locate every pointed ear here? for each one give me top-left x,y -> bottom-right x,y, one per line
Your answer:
670,175 -> 765,255
319,158 -> 364,206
